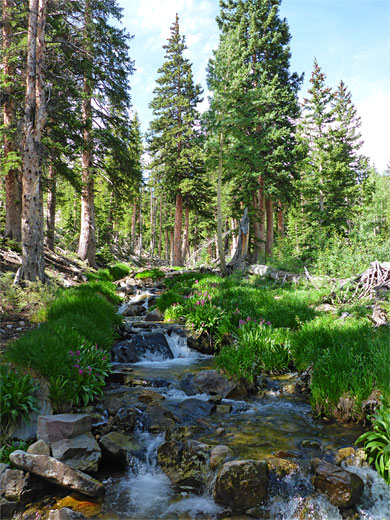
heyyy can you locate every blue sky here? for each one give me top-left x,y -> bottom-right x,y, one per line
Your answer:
120,0 -> 390,172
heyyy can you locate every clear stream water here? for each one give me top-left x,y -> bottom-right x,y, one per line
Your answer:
100,318 -> 390,520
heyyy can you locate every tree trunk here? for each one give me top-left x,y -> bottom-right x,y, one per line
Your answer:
258,176 -> 266,256
277,202 -> 284,238
158,195 -> 162,259
45,163 -> 56,251
19,0 -> 47,282
3,0 -> 22,241
131,201 -> 137,251
231,218 -> 237,257
228,208 -> 249,270
138,186 -> 143,259
217,132 -> 227,274
173,191 -> 183,266
182,206 -> 190,264
170,228 -> 174,264
265,197 -> 274,257
77,5 -> 96,267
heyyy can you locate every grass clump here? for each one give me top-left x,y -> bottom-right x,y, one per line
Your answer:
85,262 -> 131,283
135,268 -> 165,280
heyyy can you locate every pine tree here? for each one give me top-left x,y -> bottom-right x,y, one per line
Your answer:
148,14 -> 203,266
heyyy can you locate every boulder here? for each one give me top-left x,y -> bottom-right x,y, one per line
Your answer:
0,467 -> 47,502
336,447 -> 367,467
51,433 -> 101,473
99,432 -> 143,466
27,439 -> 51,456
186,331 -> 213,355
144,403 -> 178,433
145,308 -> 164,321
48,508 -> 88,520
311,458 -> 364,507
10,451 -> 104,498
266,457 -> 299,478
37,414 -> 92,445
123,303 -> 146,317
112,332 -> 173,363
210,445 -> 232,469
214,460 -> 269,509
175,398 -> 216,424
138,389 -> 165,404
190,370 -> 249,400
157,440 -> 209,493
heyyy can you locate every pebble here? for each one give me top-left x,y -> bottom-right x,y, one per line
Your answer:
6,324 -> 13,329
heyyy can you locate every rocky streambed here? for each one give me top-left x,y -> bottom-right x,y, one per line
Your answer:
2,276 -> 390,520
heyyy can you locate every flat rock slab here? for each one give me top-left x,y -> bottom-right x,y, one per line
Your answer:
51,433 -> 101,473
10,451 -> 104,498
37,414 -> 92,445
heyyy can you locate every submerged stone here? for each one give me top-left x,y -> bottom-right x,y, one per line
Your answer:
112,332 -> 173,363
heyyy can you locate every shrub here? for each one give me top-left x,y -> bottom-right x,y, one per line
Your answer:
356,403 -> 390,484
0,440 -> 30,464
0,364 -> 38,436
135,268 -> 164,280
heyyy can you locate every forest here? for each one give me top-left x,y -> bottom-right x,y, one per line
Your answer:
1,0 -> 390,518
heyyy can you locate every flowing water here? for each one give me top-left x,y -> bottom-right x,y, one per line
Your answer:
100,294 -> 390,520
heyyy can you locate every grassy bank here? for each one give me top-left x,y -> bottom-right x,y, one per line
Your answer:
1,263 -> 130,432
157,271 -> 390,421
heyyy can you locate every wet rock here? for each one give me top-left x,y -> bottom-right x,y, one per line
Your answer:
112,332 -> 173,363
175,398 -> 216,424
210,445 -> 232,469
145,308 -> 164,321
144,403 -> 178,433
37,414 -> 92,445
9,451 -> 105,498
123,303 -> 146,317
99,432 -> 143,466
110,407 -> 141,435
336,447 -> 367,467
188,370 -> 249,400
27,439 -> 51,456
214,459 -> 269,509
215,404 -> 233,415
138,389 -> 165,404
157,439 -> 209,493
51,433 -> 101,473
266,457 -> 299,478
208,394 -> 223,404
53,494 -> 102,518
107,397 -> 122,415
0,498 -> 17,519
48,508 -> 88,520
186,331 -> 214,355
301,439 -> 321,449
311,458 -> 364,507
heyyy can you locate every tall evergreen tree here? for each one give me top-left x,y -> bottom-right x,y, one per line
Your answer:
148,14 -> 203,266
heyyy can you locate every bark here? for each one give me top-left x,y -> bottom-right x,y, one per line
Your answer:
228,208 -> 249,270
77,5 -> 96,267
231,218 -> 238,257
170,228 -> 174,264
258,176 -> 266,254
217,132 -> 227,274
165,227 -> 169,263
158,195 -> 162,259
265,197 -> 274,257
131,201 -> 137,251
277,203 -> 284,238
173,191 -> 183,266
150,188 -> 154,258
182,206 -> 190,264
45,163 -> 56,251
138,187 -> 143,259
3,0 -> 22,240
19,0 -> 47,282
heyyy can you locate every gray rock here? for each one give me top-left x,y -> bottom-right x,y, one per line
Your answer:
191,370 -> 249,400
144,403 -> 178,433
9,451 -> 104,498
99,432 -> 142,466
51,433 -> 101,473
112,332 -> 173,363
27,439 -> 51,456
123,303 -> 146,317
0,467 -> 46,502
48,508 -> 88,520
145,308 -> 164,321
214,460 -> 269,509
10,397 -> 53,442
37,414 -> 92,445
210,445 -> 232,469
311,458 -> 364,507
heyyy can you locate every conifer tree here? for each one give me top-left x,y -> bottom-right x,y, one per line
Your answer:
148,14 -> 203,266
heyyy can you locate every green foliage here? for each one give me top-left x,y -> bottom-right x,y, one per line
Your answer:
0,365 -> 38,435
135,268 -> 165,280
216,320 -> 291,382
0,441 -> 30,465
356,403 -> 390,484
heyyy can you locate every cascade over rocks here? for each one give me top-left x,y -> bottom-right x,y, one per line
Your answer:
214,459 -> 269,509
9,451 -> 105,498
112,332 -> 173,363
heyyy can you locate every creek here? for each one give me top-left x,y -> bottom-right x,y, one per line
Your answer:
96,286 -> 390,520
